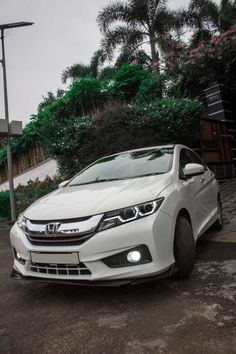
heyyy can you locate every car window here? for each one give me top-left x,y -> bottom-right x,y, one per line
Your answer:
68,147 -> 174,186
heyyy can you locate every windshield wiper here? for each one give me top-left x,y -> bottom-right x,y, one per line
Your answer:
132,172 -> 164,178
70,178 -> 122,186
94,178 -> 122,183
69,174 -> 163,187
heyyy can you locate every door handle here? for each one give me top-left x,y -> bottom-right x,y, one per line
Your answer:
200,178 -> 205,183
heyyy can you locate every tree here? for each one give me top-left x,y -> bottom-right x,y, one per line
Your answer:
186,0 -> 236,46
61,49 -> 106,84
97,0 -> 184,69
37,89 -> 65,112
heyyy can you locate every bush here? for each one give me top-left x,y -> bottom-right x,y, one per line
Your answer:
112,64 -> 150,100
0,176 -> 63,220
165,25 -> 236,95
51,98 -> 203,177
0,191 -> 12,219
135,73 -> 168,103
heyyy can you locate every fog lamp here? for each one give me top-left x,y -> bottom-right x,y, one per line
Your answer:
127,250 -> 141,263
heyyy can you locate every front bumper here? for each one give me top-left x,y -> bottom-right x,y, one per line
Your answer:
10,209 -> 175,284
11,267 -> 174,287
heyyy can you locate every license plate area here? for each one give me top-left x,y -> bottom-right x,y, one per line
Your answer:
30,252 -> 79,265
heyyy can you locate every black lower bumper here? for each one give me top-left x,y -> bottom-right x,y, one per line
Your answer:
11,266 -> 174,287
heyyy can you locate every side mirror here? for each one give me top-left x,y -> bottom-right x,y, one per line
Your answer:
183,163 -> 204,178
58,180 -> 69,188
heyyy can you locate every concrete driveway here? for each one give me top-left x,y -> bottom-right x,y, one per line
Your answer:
0,229 -> 235,354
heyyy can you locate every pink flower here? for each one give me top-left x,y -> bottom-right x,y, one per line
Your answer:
184,60 -> 194,65
229,24 -> 236,33
131,59 -> 138,65
176,43 -> 184,49
165,62 -> 176,68
210,37 -> 218,45
153,60 -> 161,68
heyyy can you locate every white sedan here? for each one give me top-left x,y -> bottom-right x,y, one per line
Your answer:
10,145 -> 223,286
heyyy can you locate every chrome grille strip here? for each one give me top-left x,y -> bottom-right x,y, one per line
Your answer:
25,214 -> 103,245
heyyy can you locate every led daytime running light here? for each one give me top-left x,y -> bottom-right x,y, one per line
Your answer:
99,198 -> 164,231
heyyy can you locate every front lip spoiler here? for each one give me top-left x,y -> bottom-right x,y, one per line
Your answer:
11,266 -> 175,287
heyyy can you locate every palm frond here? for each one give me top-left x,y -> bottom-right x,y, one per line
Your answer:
89,49 -> 107,78
97,1 -> 133,33
61,63 -> 91,84
115,47 -> 151,67
187,0 -> 219,29
153,8 -> 186,34
219,0 -> 236,32
101,25 -> 145,60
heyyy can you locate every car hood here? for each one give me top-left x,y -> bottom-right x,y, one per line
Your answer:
24,174 -> 172,220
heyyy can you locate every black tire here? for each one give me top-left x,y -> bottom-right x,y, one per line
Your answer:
211,200 -> 223,231
172,216 -> 196,280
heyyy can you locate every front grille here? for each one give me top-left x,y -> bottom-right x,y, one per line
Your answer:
30,262 -> 91,276
27,233 -> 93,246
24,214 -> 102,246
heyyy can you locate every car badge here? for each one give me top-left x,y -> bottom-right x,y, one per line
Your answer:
45,222 -> 61,235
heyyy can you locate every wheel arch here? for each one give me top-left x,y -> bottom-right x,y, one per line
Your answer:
176,208 -> 192,229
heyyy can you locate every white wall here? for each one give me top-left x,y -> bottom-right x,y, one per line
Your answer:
0,158 -> 58,192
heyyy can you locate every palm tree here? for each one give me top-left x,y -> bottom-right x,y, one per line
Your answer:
97,0 -> 184,66
61,49 -> 106,84
186,0 -> 236,46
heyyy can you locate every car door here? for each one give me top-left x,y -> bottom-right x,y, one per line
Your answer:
187,149 -> 217,218
179,148 -> 208,236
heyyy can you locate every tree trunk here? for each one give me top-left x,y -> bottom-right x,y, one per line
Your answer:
149,35 -> 159,75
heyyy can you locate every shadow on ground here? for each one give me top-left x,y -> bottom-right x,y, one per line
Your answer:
0,230 -> 235,354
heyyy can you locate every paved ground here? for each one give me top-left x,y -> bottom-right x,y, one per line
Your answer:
0,229 -> 235,354
1,178 -> 236,354
221,178 -> 236,225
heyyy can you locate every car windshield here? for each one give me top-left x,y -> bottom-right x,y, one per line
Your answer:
68,147 -> 174,186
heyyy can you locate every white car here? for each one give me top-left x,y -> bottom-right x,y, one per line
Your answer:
10,145 -> 223,286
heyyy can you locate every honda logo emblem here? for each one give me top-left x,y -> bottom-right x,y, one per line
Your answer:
45,222 -> 61,235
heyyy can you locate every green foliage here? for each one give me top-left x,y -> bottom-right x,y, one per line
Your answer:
99,66 -> 117,80
64,77 -> 110,115
135,73 -> 169,103
0,176 -> 63,220
0,191 -> 13,218
134,98 -> 203,144
0,61 -> 203,180
164,26 -> 236,94
61,49 -> 106,84
112,64 -> 150,100
97,0 -> 185,64
49,98 -> 203,177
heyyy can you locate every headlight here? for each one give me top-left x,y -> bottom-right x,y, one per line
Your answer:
17,213 -> 26,230
98,198 -> 164,231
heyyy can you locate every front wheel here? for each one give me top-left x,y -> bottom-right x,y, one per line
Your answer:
172,216 -> 196,280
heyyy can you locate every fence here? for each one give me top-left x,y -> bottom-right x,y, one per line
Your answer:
0,143 -> 48,183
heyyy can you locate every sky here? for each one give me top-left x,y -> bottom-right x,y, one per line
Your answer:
0,0 -> 191,125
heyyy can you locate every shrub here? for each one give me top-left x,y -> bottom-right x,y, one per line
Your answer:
0,176 -> 63,220
164,25 -> 236,94
135,73 -> 168,103
112,64 -> 150,100
52,98 -> 203,177
0,191 -> 13,219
